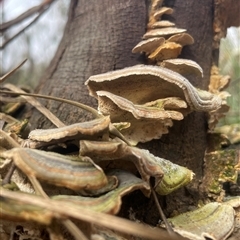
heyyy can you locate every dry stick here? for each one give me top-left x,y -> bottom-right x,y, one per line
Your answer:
151,185 -> 176,236
29,182 -> 90,240
0,0 -> 55,32
0,96 -> 26,103
0,89 -> 174,239
1,90 -> 100,239
1,188 -> 179,240
0,130 -> 45,191
0,129 -> 20,185
0,3 -> 52,49
62,219 -> 89,240
2,84 -> 65,128
27,175 -> 49,198
0,59 -> 27,83
1,162 -> 16,185
3,86 -> 112,239
0,87 -> 132,145
26,166 -> 90,240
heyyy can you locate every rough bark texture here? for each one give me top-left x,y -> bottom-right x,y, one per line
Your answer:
31,0 -> 147,128
139,0 -> 214,219
30,0 -> 215,223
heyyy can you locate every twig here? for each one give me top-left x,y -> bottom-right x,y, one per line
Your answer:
0,88 -> 132,145
0,0 -> 55,32
62,220 -> 89,240
1,162 -> 16,185
151,185 -> 177,238
1,1 -> 54,49
1,188 -> 179,240
2,84 -> 65,128
0,59 -> 27,83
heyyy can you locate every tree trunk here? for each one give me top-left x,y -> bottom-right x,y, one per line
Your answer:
29,0 -> 215,224
31,0 -> 147,128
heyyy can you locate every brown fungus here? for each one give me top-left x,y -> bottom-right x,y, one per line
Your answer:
148,42 -> 182,61
151,20 -> 176,28
96,91 -> 185,144
208,65 -> 231,129
161,202 -> 235,240
85,65 -> 222,112
132,37 -> 165,54
3,148 -> 111,193
80,140 -> 194,195
209,65 -> 231,93
143,97 -> 187,110
153,7 -> 174,19
52,169 -> 150,214
148,7 -> 174,28
28,116 -> 110,145
159,58 -> 204,78
143,27 -> 186,39
167,33 -> 194,46
96,91 -> 184,121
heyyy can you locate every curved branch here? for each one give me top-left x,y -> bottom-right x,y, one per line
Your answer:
0,0 -> 56,49
0,0 -> 56,32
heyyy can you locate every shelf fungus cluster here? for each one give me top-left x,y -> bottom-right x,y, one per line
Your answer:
85,1 -> 224,145
1,81 -> 194,239
132,0 -> 194,64
0,106 -> 194,240
0,1 -> 237,240
86,64 -> 222,145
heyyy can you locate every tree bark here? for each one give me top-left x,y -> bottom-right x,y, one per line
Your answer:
31,0 -> 147,128
30,0 -> 215,224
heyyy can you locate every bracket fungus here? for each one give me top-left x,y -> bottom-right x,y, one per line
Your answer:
148,41 -> 183,61
159,58 -> 204,78
79,140 -> 194,195
167,33 -> 194,46
2,148 -> 114,194
151,20 -> 176,28
52,169 -> 150,215
86,65 -> 221,111
132,37 -> 165,54
28,116 -> 110,146
86,64 -> 222,144
160,200 -> 239,240
148,7 -> 174,29
133,3 -> 195,64
143,27 -> 187,40
0,1 -> 237,239
96,90 -> 185,144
